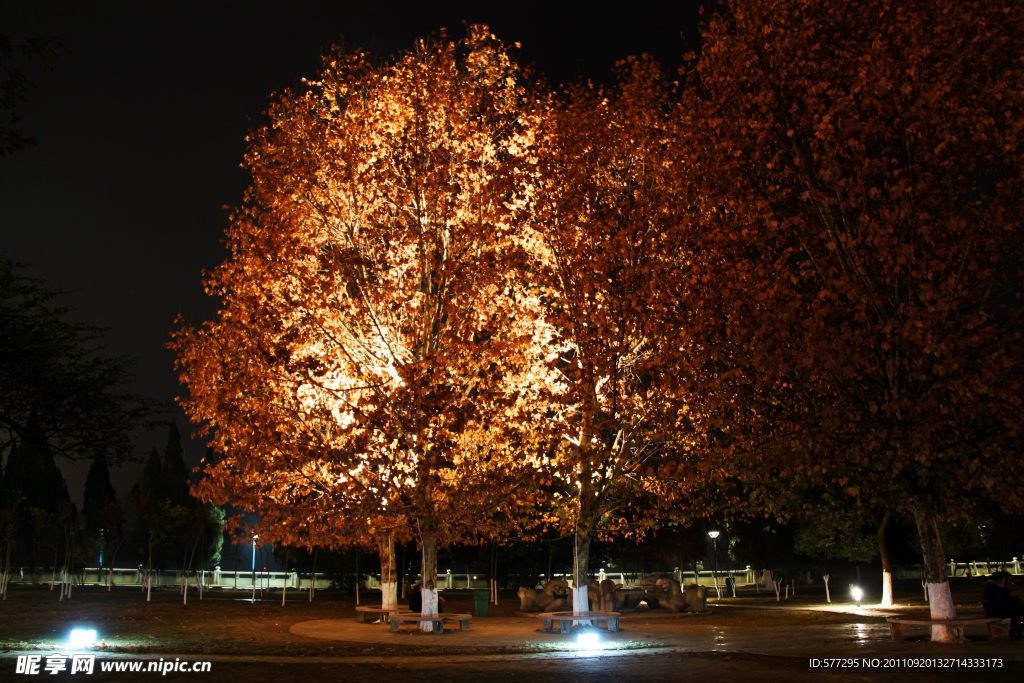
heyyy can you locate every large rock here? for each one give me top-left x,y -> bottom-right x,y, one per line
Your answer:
655,577 -> 708,612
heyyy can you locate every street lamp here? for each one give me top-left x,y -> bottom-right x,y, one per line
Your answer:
251,535 -> 259,603
708,531 -> 721,600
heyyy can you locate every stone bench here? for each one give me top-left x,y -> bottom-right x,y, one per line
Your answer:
389,613 -> 473,634
886,614 -> 1003,643
538,611 -> 621,634
354,605 -> 413,623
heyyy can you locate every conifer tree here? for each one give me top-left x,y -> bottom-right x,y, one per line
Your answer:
82,452 -> 118,539
160,423 -> 191,509
141,447 -> 161,501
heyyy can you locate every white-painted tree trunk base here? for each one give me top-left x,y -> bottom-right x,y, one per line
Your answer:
927,582 -> 957,642
572,586 -> 589,624
880,572 -> 894,607
420,588 -> 439,632
823,575 -> 831,603
381,581 -> 398,610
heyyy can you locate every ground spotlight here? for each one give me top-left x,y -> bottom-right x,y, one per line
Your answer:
851,586 -> 863,607
577,631 -> 600,649
69,629 -> 97,649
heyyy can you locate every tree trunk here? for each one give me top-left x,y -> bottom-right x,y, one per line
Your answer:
309,549 -> 318,602
491,546 -> 498,605
354,550 -> 360,606
419,519 -> 439,631
399,544 -> 407,599
378,533 -> 398,611
107,541 -> 122,592
877,510 -> 894,607
910,499 -> 956,642
281,549 -> 289,607
2,540 -> 12,600
572,528 -> 592,616
146,537 -> 154,602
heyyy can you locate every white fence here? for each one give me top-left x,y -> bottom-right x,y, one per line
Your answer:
425,567 -> 758,591
18,559 -> 1019,592
895,558 -> 1023,580
14,567 -> 333,590
13,566 -> 756,591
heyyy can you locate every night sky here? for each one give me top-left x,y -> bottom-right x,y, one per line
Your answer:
0,1 -> 706,504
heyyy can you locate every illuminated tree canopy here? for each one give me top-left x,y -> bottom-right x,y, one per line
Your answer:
173,27 -> 547,622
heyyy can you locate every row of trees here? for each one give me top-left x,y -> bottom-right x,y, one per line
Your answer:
129,424 -> 224,602
0,420 -> 224,603
173,0 -> 1024,640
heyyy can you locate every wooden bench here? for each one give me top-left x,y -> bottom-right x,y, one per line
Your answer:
538,611 -> 621,634
389,613 -> 472,634
354,606 -> 413,623
886,614 -> 1003,643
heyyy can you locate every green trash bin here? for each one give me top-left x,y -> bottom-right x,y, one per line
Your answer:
473,590 -> 489,617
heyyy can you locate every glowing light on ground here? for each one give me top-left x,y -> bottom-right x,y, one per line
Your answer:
69,629 -> 97,648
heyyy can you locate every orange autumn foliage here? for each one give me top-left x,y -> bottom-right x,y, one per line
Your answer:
172,28 -> 547,612
692,0 -> 1024,634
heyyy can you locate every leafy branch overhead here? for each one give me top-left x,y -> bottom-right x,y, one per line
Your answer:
0,34 -> 63,156
0,254 -> 159,463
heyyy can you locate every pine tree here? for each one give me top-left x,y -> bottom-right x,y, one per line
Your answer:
82,452 -> 118,538
3,424 -> 72,569
132,449 -> 162,564
4,425 -> 70,515
159,423 -> 190,509
141,448 -> 161,502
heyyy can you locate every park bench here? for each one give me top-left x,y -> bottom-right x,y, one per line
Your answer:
538,611 -> 621,634
354,605 -> 413,623
389,613 -> 473,634
886,614 -> 1003,644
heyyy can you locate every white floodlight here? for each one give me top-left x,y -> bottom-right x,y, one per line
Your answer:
577,632 -> 600,649
708,530 -> 720,539
851,586 -> 863,606
69,629 -> 97,648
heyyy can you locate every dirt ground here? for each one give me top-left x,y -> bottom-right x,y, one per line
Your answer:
0,583 -> 871,656
0,577 -> 1021,681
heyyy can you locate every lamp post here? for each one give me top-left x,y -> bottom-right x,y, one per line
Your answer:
251,535 -> 259,603
708,531 -> 720,601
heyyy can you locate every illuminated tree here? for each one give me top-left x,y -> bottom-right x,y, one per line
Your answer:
523,58 -> 716,611
694,0 -> 1024,639
174,27 -> 544,626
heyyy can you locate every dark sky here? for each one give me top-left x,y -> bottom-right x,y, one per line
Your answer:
0,0 -> 707,505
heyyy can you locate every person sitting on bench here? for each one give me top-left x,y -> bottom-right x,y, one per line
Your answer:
408,583 -> 444,614
983,571 -> 1023,640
